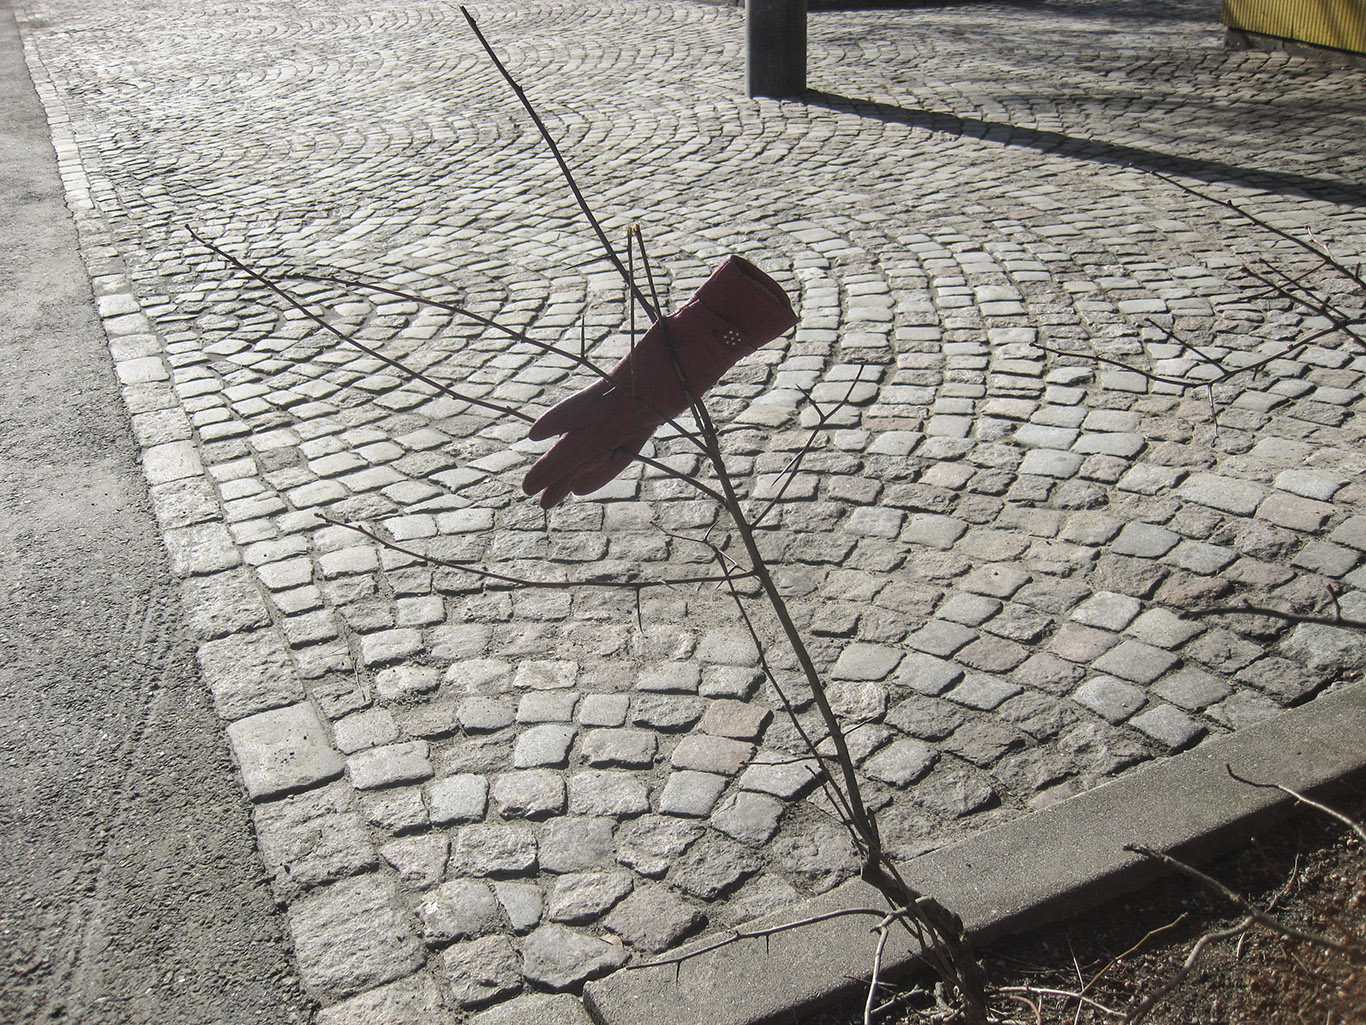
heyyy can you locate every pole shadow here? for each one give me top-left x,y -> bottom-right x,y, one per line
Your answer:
801,89 -> 1366,208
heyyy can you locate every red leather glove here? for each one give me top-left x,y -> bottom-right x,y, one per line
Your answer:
522,255 -> 797,508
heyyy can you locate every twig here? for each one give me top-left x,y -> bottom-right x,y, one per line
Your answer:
187,228 -> 535,425
627,907 -> 905,972
293,268 -> 708,453
1180,604 -> 1366,631
1080,913 -> 1188,998
865,918 -> 896,1025
1146,170 -> 1366,294
1125,918 -> 1254,1025
997,986 -> 1125,1018
1125,845 -> 1351,953
1224,765 -> 1366,844
318,514 -> 753,590
747,370 -> 869,529
458,6 -> 659,321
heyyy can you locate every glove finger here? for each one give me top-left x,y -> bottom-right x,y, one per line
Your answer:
537,475 -> 577,509
569,441 -> 644,497
528,377 -> 614,441
522,432 -> 598,498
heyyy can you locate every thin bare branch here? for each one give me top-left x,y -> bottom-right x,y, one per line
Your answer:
748,370 -> 869,529
997,986 -> 1125,1019
627,907 -> 906,972
1080,914 -> 1189,998
629,450 -> 728,505
1180,603 -> 1366,631
865,921 -> 895,1025
1125,917 -> 1254,1025
458,6 -> 659,321
318,514 -> 752,591
1224,765 -> 1366,844
293,269 -> 708,452
188,228 -> 536,425
1125,845 -> 1352,953
706,543 -> 857,831
1145,170 -> 1366,293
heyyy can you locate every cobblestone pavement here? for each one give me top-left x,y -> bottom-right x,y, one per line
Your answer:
15,0 -> 1366,1019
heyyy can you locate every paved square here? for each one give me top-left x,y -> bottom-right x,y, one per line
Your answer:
15,0 -> 1365,1019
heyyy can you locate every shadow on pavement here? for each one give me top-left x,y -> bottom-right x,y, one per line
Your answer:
803,88 -> 1366,206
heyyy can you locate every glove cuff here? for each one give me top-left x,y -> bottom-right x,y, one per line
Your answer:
690,255 -> 798,354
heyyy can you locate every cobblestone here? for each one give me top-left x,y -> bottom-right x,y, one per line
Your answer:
441,935 -> 522,1008
228,702 -> 345,801
287,873 -> 424,1001
522,924 -> 628,990
602,884 -> 704,954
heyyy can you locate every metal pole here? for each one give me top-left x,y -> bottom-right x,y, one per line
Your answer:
745,0 -> 806,98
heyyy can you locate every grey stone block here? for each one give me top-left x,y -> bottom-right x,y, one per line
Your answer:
494,880 -> 544,934
514,660 -> 579,690
227,701 -> 344,801
538,816 -> 616,874
458,696 -> 516,733
603,884 -> 704,954
1069,591 -> 1142,631
863,738 -> 937,786
198,628 -> 304,721
361,787 -> 429,833
428,774 -> 489,825
578,693 -> 631,727
671,735 -> 754,775
467,993 -> 593,1025
895,652 -> 964,695
349,741 -> 433,790
667,836 -> 759,900
568,771 -> 651,817
314,973 -> 448,1025
448,823 -> 538,877
631,694 -> 707,731
580,728 -> 658,768
1110,521 -> 1180,558
1092,640 -> 1179,684
1129,704 -> 1204,750
1151,666 -> 1231,710
333,707 -> 399,754
441,935 -> 522,1008
699,699 -> 772,741
946,673 -> 1021,711
710,791 -> 786,845
547,871 -> 634,924
517,690 -> 580,724
379,834 -> 449,889
1180,473 -> 1265,515
514,724 -> 577,769
615,815 -> 704,878
830,642 -> 903,681
522,924 -> 628,991
374,665 -> 440,702
253,781 -> 378,900
287,873 -> 424,1001
637,661 -> 701,693
658,770 -> 728,817
492,770 -> 567,819
1072,676 -> 1146,723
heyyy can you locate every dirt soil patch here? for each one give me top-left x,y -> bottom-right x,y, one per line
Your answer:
814,786 -> 1364,1025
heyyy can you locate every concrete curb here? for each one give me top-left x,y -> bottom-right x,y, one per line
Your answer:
584,680 -> 1366,1025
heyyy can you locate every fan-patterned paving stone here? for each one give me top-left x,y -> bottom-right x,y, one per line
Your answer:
19,0 -> 1366,1014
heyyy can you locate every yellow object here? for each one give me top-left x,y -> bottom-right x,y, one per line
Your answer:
1223,0 -> 1366,54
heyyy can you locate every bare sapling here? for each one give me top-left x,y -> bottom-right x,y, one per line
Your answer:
192,7 -> 989,1024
